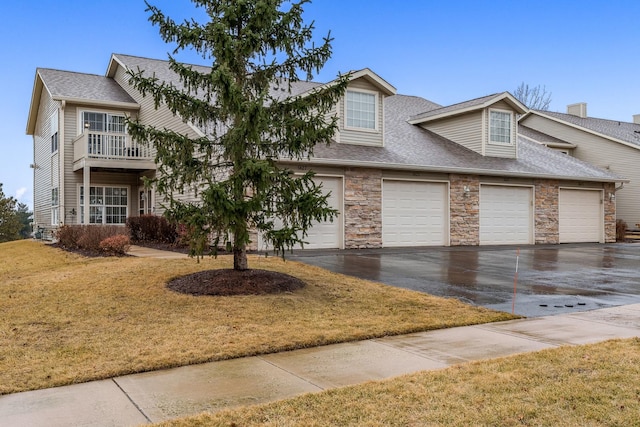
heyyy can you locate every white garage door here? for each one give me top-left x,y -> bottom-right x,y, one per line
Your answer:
259,176 -> 343,250
382,180 -> 448,247
559,189 -> 602,243
302,176 -> 343,249
480,185 -> 533,245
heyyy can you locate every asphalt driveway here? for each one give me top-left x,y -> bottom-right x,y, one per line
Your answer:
289,243 -> 640,317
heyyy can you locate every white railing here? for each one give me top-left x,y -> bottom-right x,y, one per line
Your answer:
73,132 -> 152,161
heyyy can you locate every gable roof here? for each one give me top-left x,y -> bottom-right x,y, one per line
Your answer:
524,110 -> 640,150
408,92 -> 528,125
280,94 -> 624,183
26,68 -> 138,135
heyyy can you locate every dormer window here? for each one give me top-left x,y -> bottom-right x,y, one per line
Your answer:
346,90 -> 377,130
489,109 -> 512,145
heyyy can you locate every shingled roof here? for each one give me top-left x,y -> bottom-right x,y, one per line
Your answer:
37,68 -> 137,105
530,110 -> 640,148
518,125 -> 577,149
26,53 -> 625,183
288,94 -> 623,182
109,53 -> 324,99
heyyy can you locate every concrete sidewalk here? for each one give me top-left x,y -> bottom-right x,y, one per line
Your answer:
126,245 -> 190,259
1,303 -> 639,426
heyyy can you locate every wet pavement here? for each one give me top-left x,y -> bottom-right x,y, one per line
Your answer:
288,243 -> 640,317
4,304 -> 639,426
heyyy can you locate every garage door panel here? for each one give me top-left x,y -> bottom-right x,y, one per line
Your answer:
383,180 -> 448,247
480,185 -> 532,245
259,177 -> 342,250
559,189 -> 602,243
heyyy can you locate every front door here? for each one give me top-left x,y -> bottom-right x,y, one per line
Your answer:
139,189 -> 153,215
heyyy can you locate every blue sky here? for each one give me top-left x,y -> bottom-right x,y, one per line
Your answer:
2,0 -> 639,210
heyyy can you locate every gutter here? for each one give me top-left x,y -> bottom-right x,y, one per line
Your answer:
276,157 -> 628,184
52,96 -> 140,110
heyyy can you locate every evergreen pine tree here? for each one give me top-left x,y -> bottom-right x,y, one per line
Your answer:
0,184 -> 21,243
127,0 -> 349,270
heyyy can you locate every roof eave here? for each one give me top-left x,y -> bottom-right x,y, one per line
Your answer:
277,157 -> 626,183
26,71 -> 46,135
106,54 -> 127,78
408,92 -> 528,125
52,96 -> 140,110
518,134 -> 577,149
526,110 -> 640,152
295,68 -> 397,99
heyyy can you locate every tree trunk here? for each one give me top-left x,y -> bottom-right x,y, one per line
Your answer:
233,245 -> 248,271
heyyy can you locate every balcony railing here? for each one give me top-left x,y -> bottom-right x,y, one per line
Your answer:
73,132 -> 153,163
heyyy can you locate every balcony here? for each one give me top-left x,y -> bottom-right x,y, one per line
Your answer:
72,132 -> 156,171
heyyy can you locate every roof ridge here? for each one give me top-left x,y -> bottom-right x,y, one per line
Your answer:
38,68 -> 107,79
538,110 -> 639,126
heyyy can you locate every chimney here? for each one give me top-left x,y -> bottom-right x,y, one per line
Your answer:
567,103 -> 587,118
633,114 -> 640,125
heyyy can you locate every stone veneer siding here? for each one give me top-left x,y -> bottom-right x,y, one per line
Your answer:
344,168 -> 382,248
534,179 -> 559,244
449,174 -> 479,245
604,182 -> 616,243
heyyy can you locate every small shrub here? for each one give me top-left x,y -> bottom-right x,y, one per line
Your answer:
616,219 -> 628,242
55,225 -> 83,249
126,216 -> 144,242
157,217 -> 178,243
99,235 -> 131,255
126,214 -> 177,243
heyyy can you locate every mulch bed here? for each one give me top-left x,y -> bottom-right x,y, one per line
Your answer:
167,269 -> 306,296
52,240 -> 301,296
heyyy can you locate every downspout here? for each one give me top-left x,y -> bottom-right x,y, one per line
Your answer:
59,101 -> 65,225
615,182 -> 624,192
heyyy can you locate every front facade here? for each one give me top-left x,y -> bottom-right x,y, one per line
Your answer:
27,54 -> 623,247
520,105 -> 640,227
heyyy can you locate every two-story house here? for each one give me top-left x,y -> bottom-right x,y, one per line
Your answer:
519,104 -> 640,228
27,54 -> 624,248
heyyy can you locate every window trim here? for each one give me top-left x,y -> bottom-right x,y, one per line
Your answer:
78,110 -> 127,135
51,187 -> 59,225
50,111 -> 59,154
78,184 -> 130,225
344,89 -> 379,133
488,108 -> 513,146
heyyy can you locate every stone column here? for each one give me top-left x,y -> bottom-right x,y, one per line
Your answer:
344,168 -> 382,249
534,179 -> 559,244
449,174 -> 479,245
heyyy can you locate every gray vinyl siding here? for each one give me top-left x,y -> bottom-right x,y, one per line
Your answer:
113,65 -> 203,206
33,88 -> 58,229
485,102 -> 517,159
339,78 -> 384,146
62,105 -> 77,224
421,111 -> 483,154
522,114 -> 639,224
113,66 -> 199,140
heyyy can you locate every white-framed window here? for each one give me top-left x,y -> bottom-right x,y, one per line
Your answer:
79,185 -> 128,224
50,112 -> 59,153
81,111 -> 127,157
81,112 -> 126,133
51,187 -> 59,225
489,109 -> 512,145
346,90 -> 377,130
